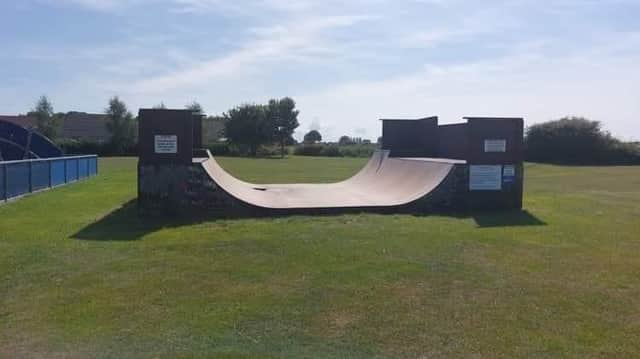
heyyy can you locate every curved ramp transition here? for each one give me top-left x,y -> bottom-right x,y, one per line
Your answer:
200,151 -> 464,211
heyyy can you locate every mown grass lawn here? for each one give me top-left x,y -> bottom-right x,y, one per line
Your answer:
1,156 -> 639,358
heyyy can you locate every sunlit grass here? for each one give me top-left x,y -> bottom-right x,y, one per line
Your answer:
1,157 -> 639,358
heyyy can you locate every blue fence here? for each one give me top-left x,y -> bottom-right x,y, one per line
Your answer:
0,155 -> 98,202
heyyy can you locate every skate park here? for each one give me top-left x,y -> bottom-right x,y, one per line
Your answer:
137,109 -> 523,216
3,0 -> 640,355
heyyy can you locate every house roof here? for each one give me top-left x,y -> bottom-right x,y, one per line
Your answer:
62,112 -> 111,142
0,115 -> 37,129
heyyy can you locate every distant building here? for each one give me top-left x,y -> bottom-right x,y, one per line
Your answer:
0,115 -> 37,129
61,112 -> 111,142
1,112 -> 116,143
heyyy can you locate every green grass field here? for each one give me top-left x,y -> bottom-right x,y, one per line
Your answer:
1,156 -> 639,358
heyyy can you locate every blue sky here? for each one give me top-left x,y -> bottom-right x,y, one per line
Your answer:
1,0 -> 639,141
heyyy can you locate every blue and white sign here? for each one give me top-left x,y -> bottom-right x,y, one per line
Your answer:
503,165 -> 516,184
469,165 -> 502,190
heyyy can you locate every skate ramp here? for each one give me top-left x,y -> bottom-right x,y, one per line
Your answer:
200,151 -> 463,210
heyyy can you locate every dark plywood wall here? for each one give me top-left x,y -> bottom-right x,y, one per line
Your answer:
381,117 -> 438,157
192,114 -> 203,149
464,117 -> 524,210
138,109 -> 193,165
380,116 -> 524,210
437,123 -> 468,160
465,117 -> 524,165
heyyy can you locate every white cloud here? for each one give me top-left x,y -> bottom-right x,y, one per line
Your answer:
170,0 -> 231,13
170,0 -> 319,14
128,15 -> 379,93
294,48 -> 640,141
59,0 -> 139,11
3,0 -> 640,143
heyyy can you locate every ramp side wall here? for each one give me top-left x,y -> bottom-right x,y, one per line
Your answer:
381,118 -> 438,157
138,109 -> 193,166
465,118 -> 524,210
137,161 -> 469,216
437,123 -> 468,160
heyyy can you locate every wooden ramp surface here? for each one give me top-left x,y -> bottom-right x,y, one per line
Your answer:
200,151 -> 461,210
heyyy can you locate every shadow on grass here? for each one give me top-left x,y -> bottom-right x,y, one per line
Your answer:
472,210 -> 546,228
73,200 -> 547,241
72,199 -> 210,241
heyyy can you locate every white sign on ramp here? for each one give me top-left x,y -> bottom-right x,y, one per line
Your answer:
484,139 -> 506,152
469,165 -> 502,190
154,135 -> 178,154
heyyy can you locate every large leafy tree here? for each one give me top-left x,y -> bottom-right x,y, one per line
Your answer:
28,95 -> 60,139
303,130 -> 322,144
266,97 -> 299,157
105,96 -> 136,154
223,104 -> 273,156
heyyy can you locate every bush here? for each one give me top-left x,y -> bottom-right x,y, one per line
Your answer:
293,144 -> 324,156
207,142 -> 232,156
293,143 -> 377,157
320,145 -> 341,157
207,143 -> 285,157
604,142 -> 640,164
256,145 -> 282,157
339,144 -> 376,157
56,138 -> 136,156
525,117 -> 640,165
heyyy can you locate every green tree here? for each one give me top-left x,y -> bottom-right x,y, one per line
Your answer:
223,104 -> 272,156
266,97 -> 299,157
105,96 -> 136,154
303,130 -> 322,144
186,101 -> 203,114
28,95 -> 60,139
338,135 -> 355,146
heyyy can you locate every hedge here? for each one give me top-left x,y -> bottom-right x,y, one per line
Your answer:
56,139 -> 137,157
293,144 -> 376,157
524,117 -> 640,165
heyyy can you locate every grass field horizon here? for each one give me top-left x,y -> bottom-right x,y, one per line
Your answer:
1,156 -> 639,358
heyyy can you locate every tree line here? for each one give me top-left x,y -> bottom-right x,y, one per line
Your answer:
24,95 -> 305,157
27,95 -> 137,155
524,117 -> 640,165
30,94 -> 379,158
21,96 -> 640,164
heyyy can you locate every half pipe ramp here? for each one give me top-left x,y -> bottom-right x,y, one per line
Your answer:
195,150 -> 465,213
